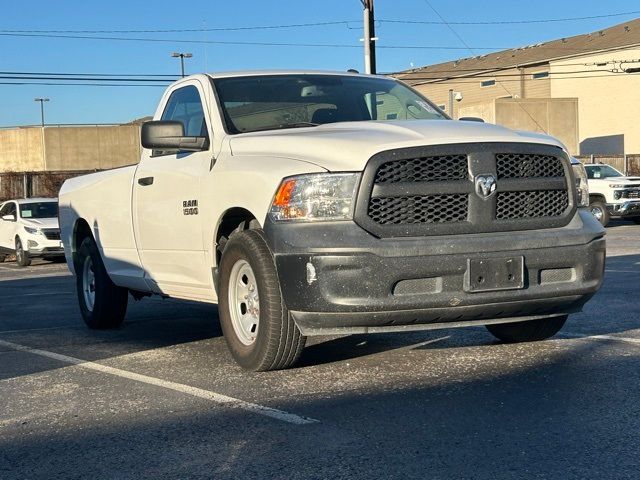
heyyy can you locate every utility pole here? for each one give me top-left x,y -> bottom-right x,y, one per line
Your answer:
360,0 -> 377,74
171,52 -> 193,77
34,97 -> 49,172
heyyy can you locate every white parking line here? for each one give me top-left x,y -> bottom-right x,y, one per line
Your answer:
0,292 -> 74,299
0,338 -> 319,426
0,325 -> 81,334
560,333 -> 640,346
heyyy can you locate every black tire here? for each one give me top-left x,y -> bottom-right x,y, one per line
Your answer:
631,217 -> 640,225
486,315 -> 568,343
589,201 -> 609,227
0,254 -> 6,263
75,236 -> 128,329
218,229 -> 306,371
15,237 -> 31,267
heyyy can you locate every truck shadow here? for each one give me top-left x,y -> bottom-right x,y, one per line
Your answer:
0,253 -> 638,378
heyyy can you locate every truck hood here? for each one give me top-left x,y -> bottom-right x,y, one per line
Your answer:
229,120 -> 567,172
22,217 -> 59,229
588,177 -> 640,186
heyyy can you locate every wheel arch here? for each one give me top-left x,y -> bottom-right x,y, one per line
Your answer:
71,218 -> 94,272
589,193 -> 607,204
214,207 -> 261,267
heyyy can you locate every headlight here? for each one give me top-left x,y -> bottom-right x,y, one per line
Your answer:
23,226 -> 41,235
571,161 -> 589,208
270,173 -> 361,222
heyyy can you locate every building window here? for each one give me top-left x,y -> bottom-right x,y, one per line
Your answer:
532,71 -> 549,80
480,79 -> 496,87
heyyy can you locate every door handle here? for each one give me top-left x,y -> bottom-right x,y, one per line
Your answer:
138,176 -> 154,186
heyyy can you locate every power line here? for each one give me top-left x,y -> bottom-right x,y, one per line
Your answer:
0,70 -> 178,77
0,75 -> 172,82
0,10 -> 638,34
0,82 -> 167,87
0,31 -> 633,53
380,10 -> 640,25
0,72 -> 631,89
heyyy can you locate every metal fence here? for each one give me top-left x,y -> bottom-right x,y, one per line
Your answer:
0,170 -> 97,202
575,155 -> 640,176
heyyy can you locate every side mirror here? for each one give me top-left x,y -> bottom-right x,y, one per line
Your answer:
459,117 -> 485,123
141,121 -> 209,152
2,214 -> 16,222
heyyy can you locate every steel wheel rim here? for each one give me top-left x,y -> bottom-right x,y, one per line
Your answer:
82,256 -> 96,312
590,206 -> 603,221
16,240 -> 24,263
228,259 -> 260,346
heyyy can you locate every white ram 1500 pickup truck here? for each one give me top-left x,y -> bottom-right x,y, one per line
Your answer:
59,71 -> 605,371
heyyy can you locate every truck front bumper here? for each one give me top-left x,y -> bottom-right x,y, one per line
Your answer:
264,210 -> 605,335
26,239 -> 65,258
608,200 -> 640,217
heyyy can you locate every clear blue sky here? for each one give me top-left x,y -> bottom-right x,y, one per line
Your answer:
1,0 -> 639,127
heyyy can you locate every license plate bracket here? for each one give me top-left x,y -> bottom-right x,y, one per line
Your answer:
466,256 -> 524,293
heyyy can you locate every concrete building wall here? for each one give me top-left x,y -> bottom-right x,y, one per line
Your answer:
550,47 -> 640,155
458,98 -> 579,155
495,98 -> 579,155
0,125 -> 142,172
0,128 -> 44,171
409,65 -> 551,119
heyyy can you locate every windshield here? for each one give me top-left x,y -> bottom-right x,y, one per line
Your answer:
19,202 -> 58,219
212,74 -> 447,134
585,164 -> 623,179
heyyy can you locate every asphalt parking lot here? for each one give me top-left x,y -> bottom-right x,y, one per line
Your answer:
1,221 -> 639,479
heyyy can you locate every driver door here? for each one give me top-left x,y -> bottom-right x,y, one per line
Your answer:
133,81 -> 212,298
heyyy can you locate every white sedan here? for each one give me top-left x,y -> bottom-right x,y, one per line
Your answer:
0,197 -> 64,266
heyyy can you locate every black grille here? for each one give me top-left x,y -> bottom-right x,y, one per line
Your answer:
496,153 -> 564,179
496,190 -> 569,220
622,189 -> 640,199
368,195 -> 468,225
374,155 -> 467,184
355,143 -> 574,237
42,229 -> 61,241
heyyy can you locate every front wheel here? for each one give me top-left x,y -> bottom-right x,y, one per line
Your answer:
75,236 -> 128,329
631,217 -> 640,225
218,229 -> 306,371
589,201 -> 610,227
486,315 -> 568,343
15,237 -> 31,267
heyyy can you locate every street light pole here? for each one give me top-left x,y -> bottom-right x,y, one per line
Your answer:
34,97 -> 49,172
171,52 -> 193,77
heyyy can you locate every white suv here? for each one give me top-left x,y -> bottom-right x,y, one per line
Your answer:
0,197 -> 64,266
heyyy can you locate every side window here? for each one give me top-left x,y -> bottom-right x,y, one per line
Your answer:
1,202 -> 16,218
162,86 -> 208,137
155,85 -> 209,156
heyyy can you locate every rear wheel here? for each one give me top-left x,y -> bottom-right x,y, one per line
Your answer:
0,253 -> 6,263
218,229 -> 306,371
632,217 -> 640,225
486,315 -> 568,343
75,236 -> 128,329
15,237 -> 31,267
589,201 -> 609,227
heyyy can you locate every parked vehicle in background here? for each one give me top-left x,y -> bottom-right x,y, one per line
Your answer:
585,163 -> 640,226
0,198 -> 64,266
59,71 -> 605,371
